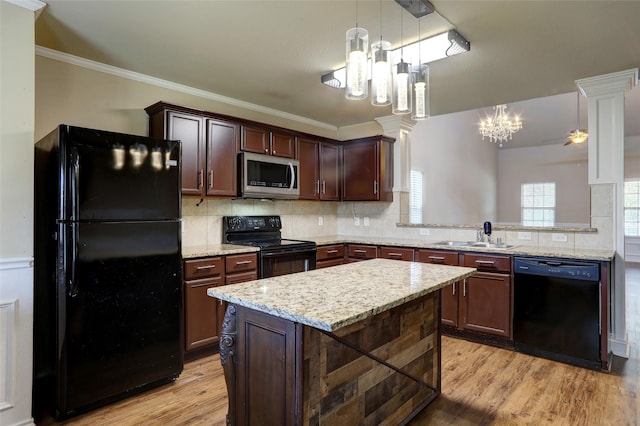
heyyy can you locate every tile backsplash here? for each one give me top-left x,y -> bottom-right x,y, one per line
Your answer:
182,184 -> 615,252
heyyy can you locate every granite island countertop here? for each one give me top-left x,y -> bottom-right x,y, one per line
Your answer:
207,258 -> 475,332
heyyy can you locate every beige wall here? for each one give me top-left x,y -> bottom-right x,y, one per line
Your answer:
1,2 -> 36,258
35,55 -> 365,246
498,143 -> 590,227
410,107 -> 498,225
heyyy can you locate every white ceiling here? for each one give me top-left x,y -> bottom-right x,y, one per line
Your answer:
35,0 -> 640,145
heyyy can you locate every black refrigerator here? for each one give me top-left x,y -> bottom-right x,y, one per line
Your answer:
33,125 -> 183,420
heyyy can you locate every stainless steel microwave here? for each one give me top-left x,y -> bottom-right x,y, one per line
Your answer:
239,152 -> 300,199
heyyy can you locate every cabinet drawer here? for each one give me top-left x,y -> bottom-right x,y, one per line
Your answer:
317,258 -> 345,269
463,253 -> 511,273
226,253 -> 258,274
347,244 -> 377,260
379,246 -> 414,261
317,244 -> 345,261
416,249 -> 459,266
184,257 -> 224,280
226,271 -> 259,285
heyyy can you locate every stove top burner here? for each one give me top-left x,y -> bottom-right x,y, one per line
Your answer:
222,215 -> 316,252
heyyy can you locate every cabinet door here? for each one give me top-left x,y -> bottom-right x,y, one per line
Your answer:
206,119 -> 238,197
241,125 -> 269,154
167,111 -> 204,196
185,277 -> 222,351
271,131 -> 296,158
297,138 -> 320,200
416,249 -> 460,327
461,273 -> 511,337
342,139 -> 379,201
319,143 -> 340,200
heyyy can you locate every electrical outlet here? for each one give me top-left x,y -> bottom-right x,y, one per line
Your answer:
318,216 -> 323,226
354,217 -> 360,226
419,229 -> 430,236
552,233 -> 568,242
518,232 -> 532,240
363,217 -> 370,227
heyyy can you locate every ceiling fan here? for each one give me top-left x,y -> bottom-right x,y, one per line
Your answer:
564,91 -> 589,146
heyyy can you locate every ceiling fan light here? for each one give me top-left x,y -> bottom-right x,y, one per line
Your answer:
568,129 -> 589,144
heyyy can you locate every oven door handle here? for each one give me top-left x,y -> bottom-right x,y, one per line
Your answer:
261,249 -> 316,258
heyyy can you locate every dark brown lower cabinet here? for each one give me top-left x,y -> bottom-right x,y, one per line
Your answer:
416,249 -> 460,327
460,272 -> 511,337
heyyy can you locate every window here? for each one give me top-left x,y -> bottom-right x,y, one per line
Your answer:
521,182 -> 555,227
410,170 -> 423,224
625,180 -> 640,236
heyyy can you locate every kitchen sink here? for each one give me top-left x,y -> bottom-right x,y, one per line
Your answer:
433,241 -> 475,247
433,241 -> 517,250
469,242 -> 518,249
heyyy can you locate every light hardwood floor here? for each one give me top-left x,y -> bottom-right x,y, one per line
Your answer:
42,264 -> 640,426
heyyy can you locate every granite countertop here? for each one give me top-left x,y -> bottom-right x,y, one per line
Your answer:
182,236 -> 614,262
182,244 -> 259,259
207,258 -> 475,332
311,236 -> 615,261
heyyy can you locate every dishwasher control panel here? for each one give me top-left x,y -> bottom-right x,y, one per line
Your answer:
514,257 -> 600,282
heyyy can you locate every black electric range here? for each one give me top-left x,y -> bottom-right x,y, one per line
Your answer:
222,215 -> 316,278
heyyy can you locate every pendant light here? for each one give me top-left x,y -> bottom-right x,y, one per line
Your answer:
345,2 -> 368,100
411,18 -> 429,120
565,90 -> 589,145
371,1 -> 392,106
392,9 -> 411,114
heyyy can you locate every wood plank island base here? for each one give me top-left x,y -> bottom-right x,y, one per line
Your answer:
207,259 -> 476,426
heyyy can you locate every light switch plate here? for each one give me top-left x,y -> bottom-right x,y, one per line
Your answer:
363,217 -> 370,227
354,217 -> 360,226
318,216 -> 323,226
419,229 -> 430,236
552,233 -> 568,242
518,232 -> 532,240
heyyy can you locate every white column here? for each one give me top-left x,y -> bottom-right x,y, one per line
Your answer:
375,115 -> 416,222
577,68 -> 638,358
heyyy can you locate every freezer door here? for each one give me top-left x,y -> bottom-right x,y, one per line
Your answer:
56,221 -> 183,416
62,126 -> 180,221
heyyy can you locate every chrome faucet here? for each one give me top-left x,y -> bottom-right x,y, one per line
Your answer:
476,229 -> 483,242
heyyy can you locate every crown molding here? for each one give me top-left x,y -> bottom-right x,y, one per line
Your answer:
35,45 -> 338,133
6,0 -> 46,17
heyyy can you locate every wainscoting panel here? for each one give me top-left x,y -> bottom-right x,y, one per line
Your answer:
0,257 -> 34,426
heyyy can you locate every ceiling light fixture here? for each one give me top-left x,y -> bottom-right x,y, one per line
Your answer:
394,0 -> 435,18
479,104 -> 522,147
565,91 -> 589,145
392,8 -> 411,115
411,17 -> 429,120
371,1 -> 392,106
345,2 -> 368,100
321,29 -> 470,90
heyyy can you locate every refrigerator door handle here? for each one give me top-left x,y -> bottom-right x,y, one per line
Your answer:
68,224 -> 79,297
70,149 -> 80,221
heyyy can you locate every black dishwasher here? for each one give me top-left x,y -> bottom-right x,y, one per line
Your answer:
513,257 -> 600,369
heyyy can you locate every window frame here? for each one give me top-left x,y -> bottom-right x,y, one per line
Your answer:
521,182 -> 556,227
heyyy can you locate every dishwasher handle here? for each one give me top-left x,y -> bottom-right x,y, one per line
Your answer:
514,257 -> 599,282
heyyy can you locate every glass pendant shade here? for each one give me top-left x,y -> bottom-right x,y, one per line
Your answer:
411,64 -> 430,120
371,40 -> 392,106
392,60 -> 411,114
345,27 -> 368,100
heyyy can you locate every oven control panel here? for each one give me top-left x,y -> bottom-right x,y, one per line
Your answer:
224,215 -> 282,232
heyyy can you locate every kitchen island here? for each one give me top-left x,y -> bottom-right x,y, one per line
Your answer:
207,258 -> 476,426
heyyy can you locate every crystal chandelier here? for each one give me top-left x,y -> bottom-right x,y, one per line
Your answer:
479,104 -> 522,147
